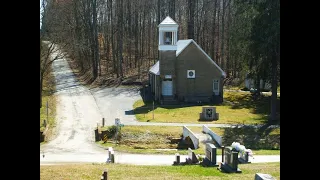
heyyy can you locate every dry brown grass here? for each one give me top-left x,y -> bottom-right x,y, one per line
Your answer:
97,126 -> 279,155
40,66 -> 57,141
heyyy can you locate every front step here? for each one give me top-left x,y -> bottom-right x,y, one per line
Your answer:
161,96 -> 179,105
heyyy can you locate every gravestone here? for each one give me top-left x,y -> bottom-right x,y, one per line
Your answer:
186,148 -> 199,164
107,147 -> 115,163
173,153 -> 180,165
255,173 -> 276,180
238,151 -> 251,164
218,146 -> 242,173
199,107 -> 219,121
95,128 -> 100,142
202,143 -> 218,167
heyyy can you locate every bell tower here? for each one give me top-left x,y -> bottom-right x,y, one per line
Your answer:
158,16 -> 178,97
158,16 -> 178,51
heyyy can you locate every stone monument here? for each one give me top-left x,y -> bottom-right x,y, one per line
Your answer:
199,107 -> 219,121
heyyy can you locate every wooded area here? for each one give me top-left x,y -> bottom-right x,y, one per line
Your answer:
40,0 -> 279,121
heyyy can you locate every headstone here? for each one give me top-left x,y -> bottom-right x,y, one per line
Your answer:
40,131 -> 44,142
200,107 -> 219,121
186,148 -> 199,164
239,151 -> 251,164
173,153 -> 180,165
224,147 -> 232,165
218,146 -> 242,173
101,169 -> 108,180
95,128 -> 100,142
107,147 -> 114,163
110,151 -> 115,163
254,173 -> 276,180
202,143 -> 218,167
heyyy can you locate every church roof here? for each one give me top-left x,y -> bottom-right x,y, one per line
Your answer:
149,39 -> 226,78
159,16 -> 178,25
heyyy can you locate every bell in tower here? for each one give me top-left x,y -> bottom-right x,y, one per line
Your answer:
158,16 -> 178,51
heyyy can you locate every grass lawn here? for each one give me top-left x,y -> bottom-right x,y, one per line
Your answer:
40,162 -> 280,180
96,125 -> 280,155
133,91 -> 280,124
40,67 -> 57,139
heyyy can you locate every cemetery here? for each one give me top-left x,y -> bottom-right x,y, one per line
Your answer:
92,117 -> 278,179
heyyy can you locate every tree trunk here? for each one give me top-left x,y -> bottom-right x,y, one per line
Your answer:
92,0 -> 99,79
220,0 -> 226,70
211,0 -> 217,59
117,0 -> 123,79
169,0 -> 175,20
187,0 -> 195,39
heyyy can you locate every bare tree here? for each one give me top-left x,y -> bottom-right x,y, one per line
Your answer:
40,42 -> 65,108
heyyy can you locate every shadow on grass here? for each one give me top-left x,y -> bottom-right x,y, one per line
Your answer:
224,93 -> 280,124
134,88 -> 280,124
222,124 -> 280,150
133,100 -> 221,116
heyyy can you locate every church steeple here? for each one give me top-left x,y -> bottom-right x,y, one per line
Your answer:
158,16 -> 179,51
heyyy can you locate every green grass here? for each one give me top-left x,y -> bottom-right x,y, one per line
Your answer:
40,162 -> 280,180
224,86 -> 242,91
40,68 -> 57,135
97,125 -> 280,155
133,91 -> 280,124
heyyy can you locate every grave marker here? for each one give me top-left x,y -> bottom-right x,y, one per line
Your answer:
218,146 -> 242,173
202,143 -> 218,167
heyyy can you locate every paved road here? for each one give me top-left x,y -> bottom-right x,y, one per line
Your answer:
40,45 -> 279,165
40,46 -> 105,155
40,152 -> 280,166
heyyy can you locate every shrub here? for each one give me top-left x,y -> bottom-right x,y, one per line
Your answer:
102,125 -> 122,142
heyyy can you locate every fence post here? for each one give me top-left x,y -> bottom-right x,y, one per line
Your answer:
102,118 -> 105,127
43,119 -> 47,127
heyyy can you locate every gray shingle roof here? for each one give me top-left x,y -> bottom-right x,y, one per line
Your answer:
149,39 -> 226,78
149,60 -> 160,75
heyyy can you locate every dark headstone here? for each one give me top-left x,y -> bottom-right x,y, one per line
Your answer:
218,146 -> 242,173
40,131 -> 44,142
254,173 -> 276,180
173,153 -> 180,165
101,169 -> 108,180
224,147 -> 232,165
200,107 -> 219,121
186,148 -> 199,164
239,151 -> 251,164
202,143 -> 218,167
230,151 -> 239,170
95,128 -> 100,141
